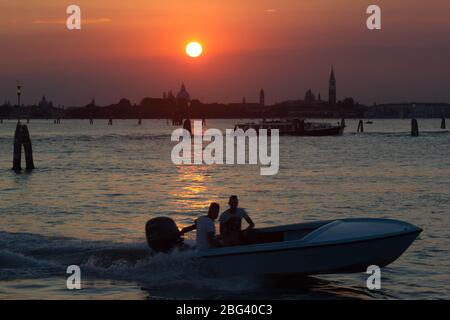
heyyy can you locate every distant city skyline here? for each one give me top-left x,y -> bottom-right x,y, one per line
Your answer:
1,1 -> 450,106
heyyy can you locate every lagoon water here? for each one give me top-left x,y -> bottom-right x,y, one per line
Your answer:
0,119 -> 449,299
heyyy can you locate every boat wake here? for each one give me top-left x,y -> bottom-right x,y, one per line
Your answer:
0,231 -> 376,299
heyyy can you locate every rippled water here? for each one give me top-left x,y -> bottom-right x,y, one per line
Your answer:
0,119 -> 449,299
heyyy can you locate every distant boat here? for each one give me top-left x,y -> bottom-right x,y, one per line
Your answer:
366,120 -> 374,124
235,118 -> 344,136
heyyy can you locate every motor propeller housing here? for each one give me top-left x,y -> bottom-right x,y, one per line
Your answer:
145,217 -> 183,253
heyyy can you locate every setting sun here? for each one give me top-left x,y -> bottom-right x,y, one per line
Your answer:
185,41 -> 203,58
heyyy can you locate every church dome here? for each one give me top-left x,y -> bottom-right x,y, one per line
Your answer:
176,83 -> 191,102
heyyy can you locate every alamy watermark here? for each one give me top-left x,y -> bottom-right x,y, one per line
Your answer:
366,265 -> 381,290
367,5 -> 382,30
65,4 -> 381,31
171,121 -> 279,176
66,5 -> 81,30
66,265 -> 81,290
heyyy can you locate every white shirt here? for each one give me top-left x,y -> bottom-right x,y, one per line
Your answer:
219,208 -> 249,234
196,216 -> 216,250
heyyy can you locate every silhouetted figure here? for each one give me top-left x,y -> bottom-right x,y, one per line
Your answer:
180,203 -> 222,250
219,196 -> 255,246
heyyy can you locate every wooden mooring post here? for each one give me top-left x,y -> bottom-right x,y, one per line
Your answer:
12,124 -> 35,172
12,124 -> 23,171
411,119 -> 419,136
357,120 -> 364,133
22,125 -> 35,170
108,118 -> 113,125
90,118 -> 94,125
183,118 -> 192,135
441,118 -> 446,130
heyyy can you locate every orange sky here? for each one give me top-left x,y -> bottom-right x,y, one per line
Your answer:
1,0 -> 450,106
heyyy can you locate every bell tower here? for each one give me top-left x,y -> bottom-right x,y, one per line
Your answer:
329,66 -> 336,106
259,89 -> 265,107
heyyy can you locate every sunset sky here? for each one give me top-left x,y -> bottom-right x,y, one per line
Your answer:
1,0 -> 449,106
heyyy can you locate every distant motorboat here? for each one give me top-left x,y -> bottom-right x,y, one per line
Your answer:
366,120 -> 374,124
146,217 -> 422,276
235,118 -> 344,136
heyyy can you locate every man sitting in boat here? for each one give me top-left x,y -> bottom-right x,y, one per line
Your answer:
219,196 -> 255,246
181,202 -> 221,250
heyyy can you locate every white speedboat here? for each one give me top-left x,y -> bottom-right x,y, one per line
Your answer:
145,217 -> 422,276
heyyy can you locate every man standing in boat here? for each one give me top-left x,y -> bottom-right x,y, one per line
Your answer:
219,195 -> 255,246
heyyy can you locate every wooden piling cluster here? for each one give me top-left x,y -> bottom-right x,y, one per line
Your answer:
172,119 -> 183,126
108,118 -> 113,125
357,120 -> 364,133
12,123 -> 35,172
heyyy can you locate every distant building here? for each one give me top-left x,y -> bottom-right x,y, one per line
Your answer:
367,103 -> 450,118
328,66 -> 336,106
304,89 -> 316,102
260,89 -> 265,106
167,91 -> 175,101
176,83 -> 191,104
87,98 -> 96,107
38,96 -> 53,108
118,98 -> 131,108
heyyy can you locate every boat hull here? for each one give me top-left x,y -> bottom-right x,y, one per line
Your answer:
235,119 -> 344,136
288,126 -> 344,136
199,230 -> 420,276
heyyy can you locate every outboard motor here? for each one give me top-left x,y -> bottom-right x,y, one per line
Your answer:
145,217 -> 183,253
